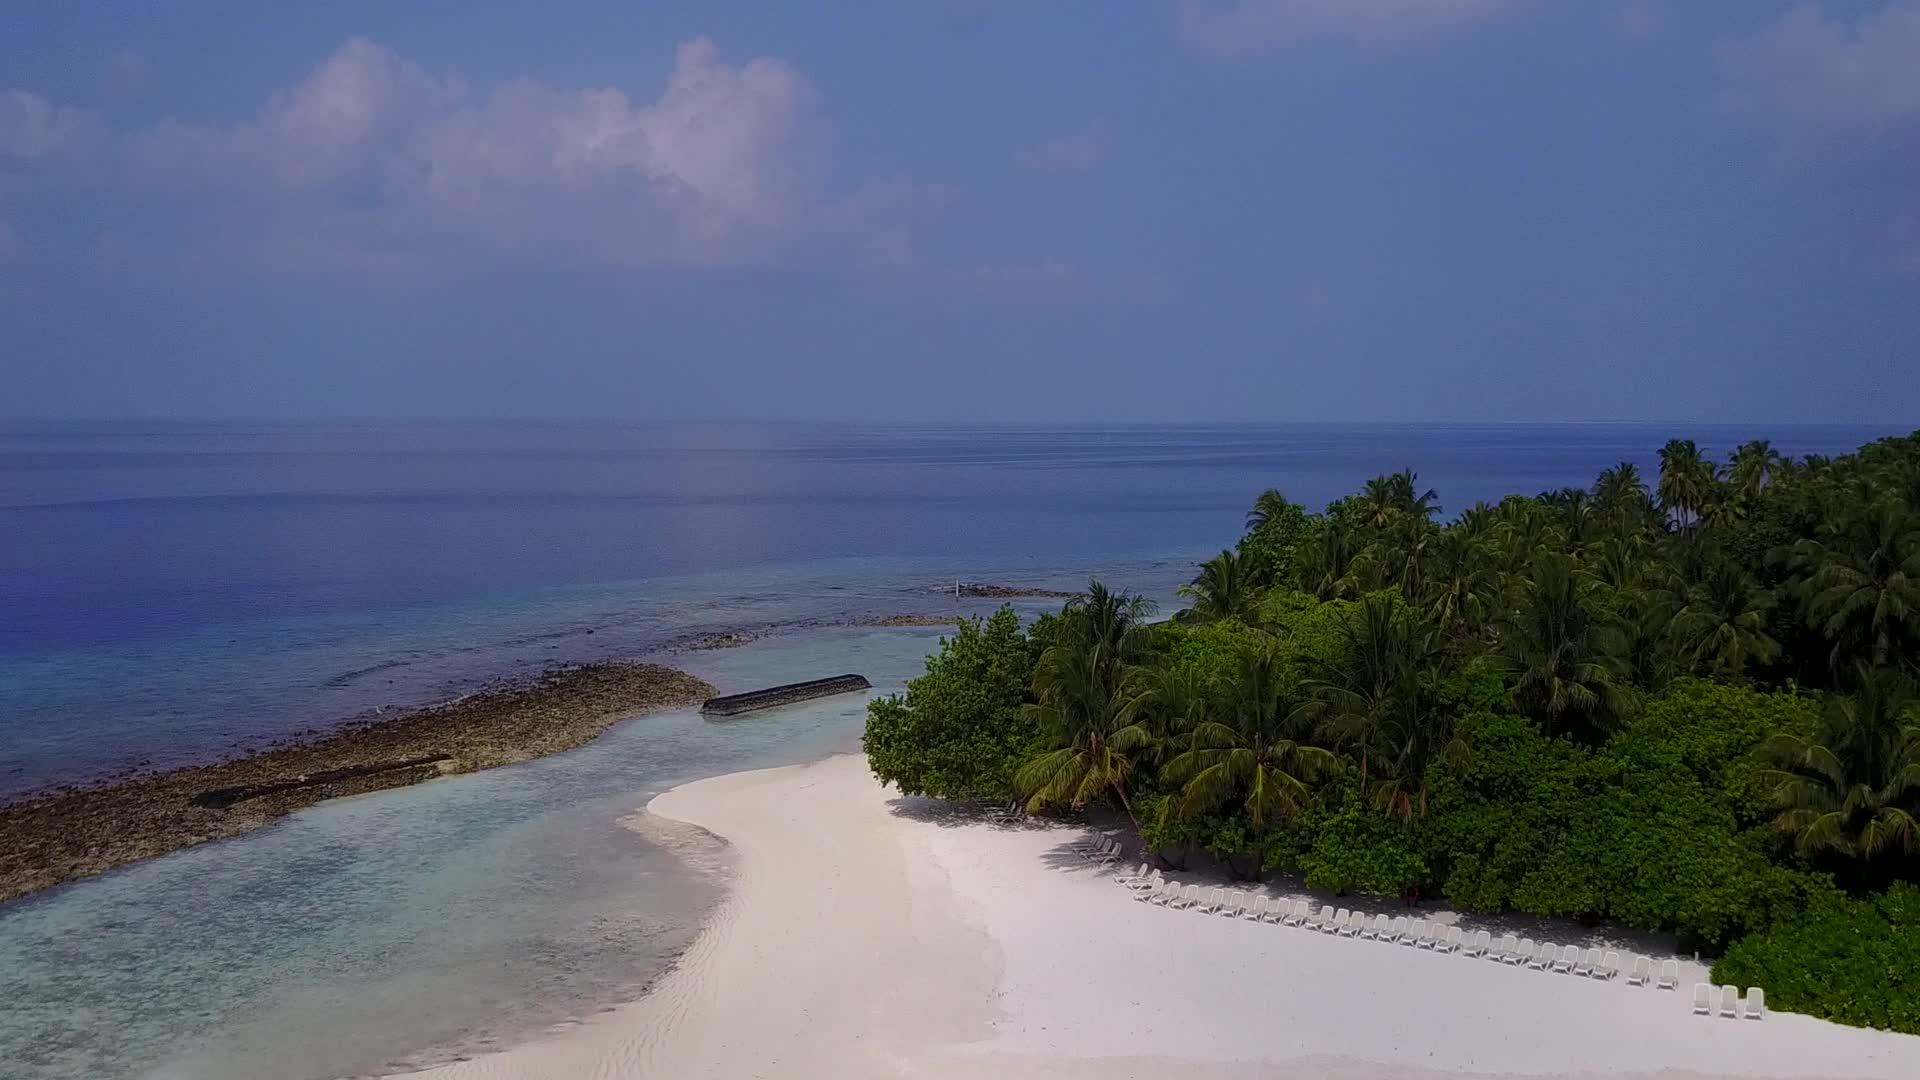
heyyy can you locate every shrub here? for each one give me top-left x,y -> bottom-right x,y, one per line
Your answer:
1295,785 -> 1426,896
1713,884 -> 1920,1033
863,607 -> 1038,801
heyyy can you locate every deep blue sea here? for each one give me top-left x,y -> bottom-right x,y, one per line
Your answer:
0,419 -> 1898,1079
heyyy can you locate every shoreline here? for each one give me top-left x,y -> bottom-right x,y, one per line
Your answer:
0,661 -> 714,906
397,753 -> 1920,1080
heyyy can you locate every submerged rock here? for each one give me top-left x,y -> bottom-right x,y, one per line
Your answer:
0,662 -> 714,906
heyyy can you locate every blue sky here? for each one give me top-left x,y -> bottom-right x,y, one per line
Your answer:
1,1 -> 1916,423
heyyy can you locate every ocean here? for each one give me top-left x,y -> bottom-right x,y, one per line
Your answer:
0,419 -> 1895,1078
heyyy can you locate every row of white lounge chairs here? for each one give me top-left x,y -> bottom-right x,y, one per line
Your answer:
1085,848 -> 1767,1020
1695,983 -> 1766,1020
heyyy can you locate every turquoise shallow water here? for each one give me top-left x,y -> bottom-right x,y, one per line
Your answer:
0,620 -> 1098,1080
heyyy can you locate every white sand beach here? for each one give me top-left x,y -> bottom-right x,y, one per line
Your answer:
402,753 -> 1920,1080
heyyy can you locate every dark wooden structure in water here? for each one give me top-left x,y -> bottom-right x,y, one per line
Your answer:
700,674 -> 873,717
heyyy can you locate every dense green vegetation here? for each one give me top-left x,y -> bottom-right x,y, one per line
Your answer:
864,431 -> 1920,1031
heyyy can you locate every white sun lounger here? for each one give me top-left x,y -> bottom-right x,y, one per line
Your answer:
1284,901 -> 1309,926
1262,896 -> 1288,923
1328,907 -> 1350,934
1658,959 -> 1681,990
1334,908 -> 1356,935
1418,922 -> 1440,948
1497,935 -> 1520,963
1135,874 -> 1166,901
1195,887 -> 1225,914
1401,919 -> 1426,946
1597,950 -> 1620,980
1169,884 -> 1203,910
1693,984 -> 1713,1014
1626,955 -> 1650,985
1745,987 -> 1765,1020
1308,905 -> 1333,930
1526,941 -> 1551,969
1720,986 -> 1740,1018
1237,892 -> 1262,919
1574,948 -> 1596,975
1386,915 -> 1407,942
1463,929 -> 1488,957
1358,914 -> 1378,939
1550,946 -> 1574,973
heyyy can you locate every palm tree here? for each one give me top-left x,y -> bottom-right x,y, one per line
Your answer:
1593,461 -> 1653,525
1015,629 -> 1146,817
1670,560 -> 1780,676
1371,688 -> 1472,819
1162,651 -> 1341,834
1297,519 -> 1363,601
1541,487 -> 1600,551
1180,549 -> 1255,623
1372,517 -> 1440,601
1657,439 -> 1717,531
1360,470 -> 1441,528
1424,528 -> 1498,637
1014,581 -> 1157,818
1497,553 -> 1636,739
1301,594 -> 1438,785
1071,579 -> 1157,673
1456,501 -> 1499,539
1780,497 -> 1920,672
1728,439 -> 1786,501
1491,498 -> 1558,574
1117,661 -> 1215,772
1761,666 -> 1920,862
1245,488 -> 1295,532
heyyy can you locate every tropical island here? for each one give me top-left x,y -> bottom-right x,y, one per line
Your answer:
865,431 -> 1920,1035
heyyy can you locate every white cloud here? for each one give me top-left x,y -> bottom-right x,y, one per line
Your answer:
1177,0 -> 1522,58
1015,118 -> 1109,175
5,36 -> 923,269
1715,3 -> 1920,136
0,90 -> 103,162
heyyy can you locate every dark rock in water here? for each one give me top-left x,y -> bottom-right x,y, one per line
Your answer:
0,662 -> 714,906
946,582 -> 1077,599
192,755 -> 454,809
700,674 -> 873,717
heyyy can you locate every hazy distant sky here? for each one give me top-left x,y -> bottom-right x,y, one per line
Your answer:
2,1 -> 1916,423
